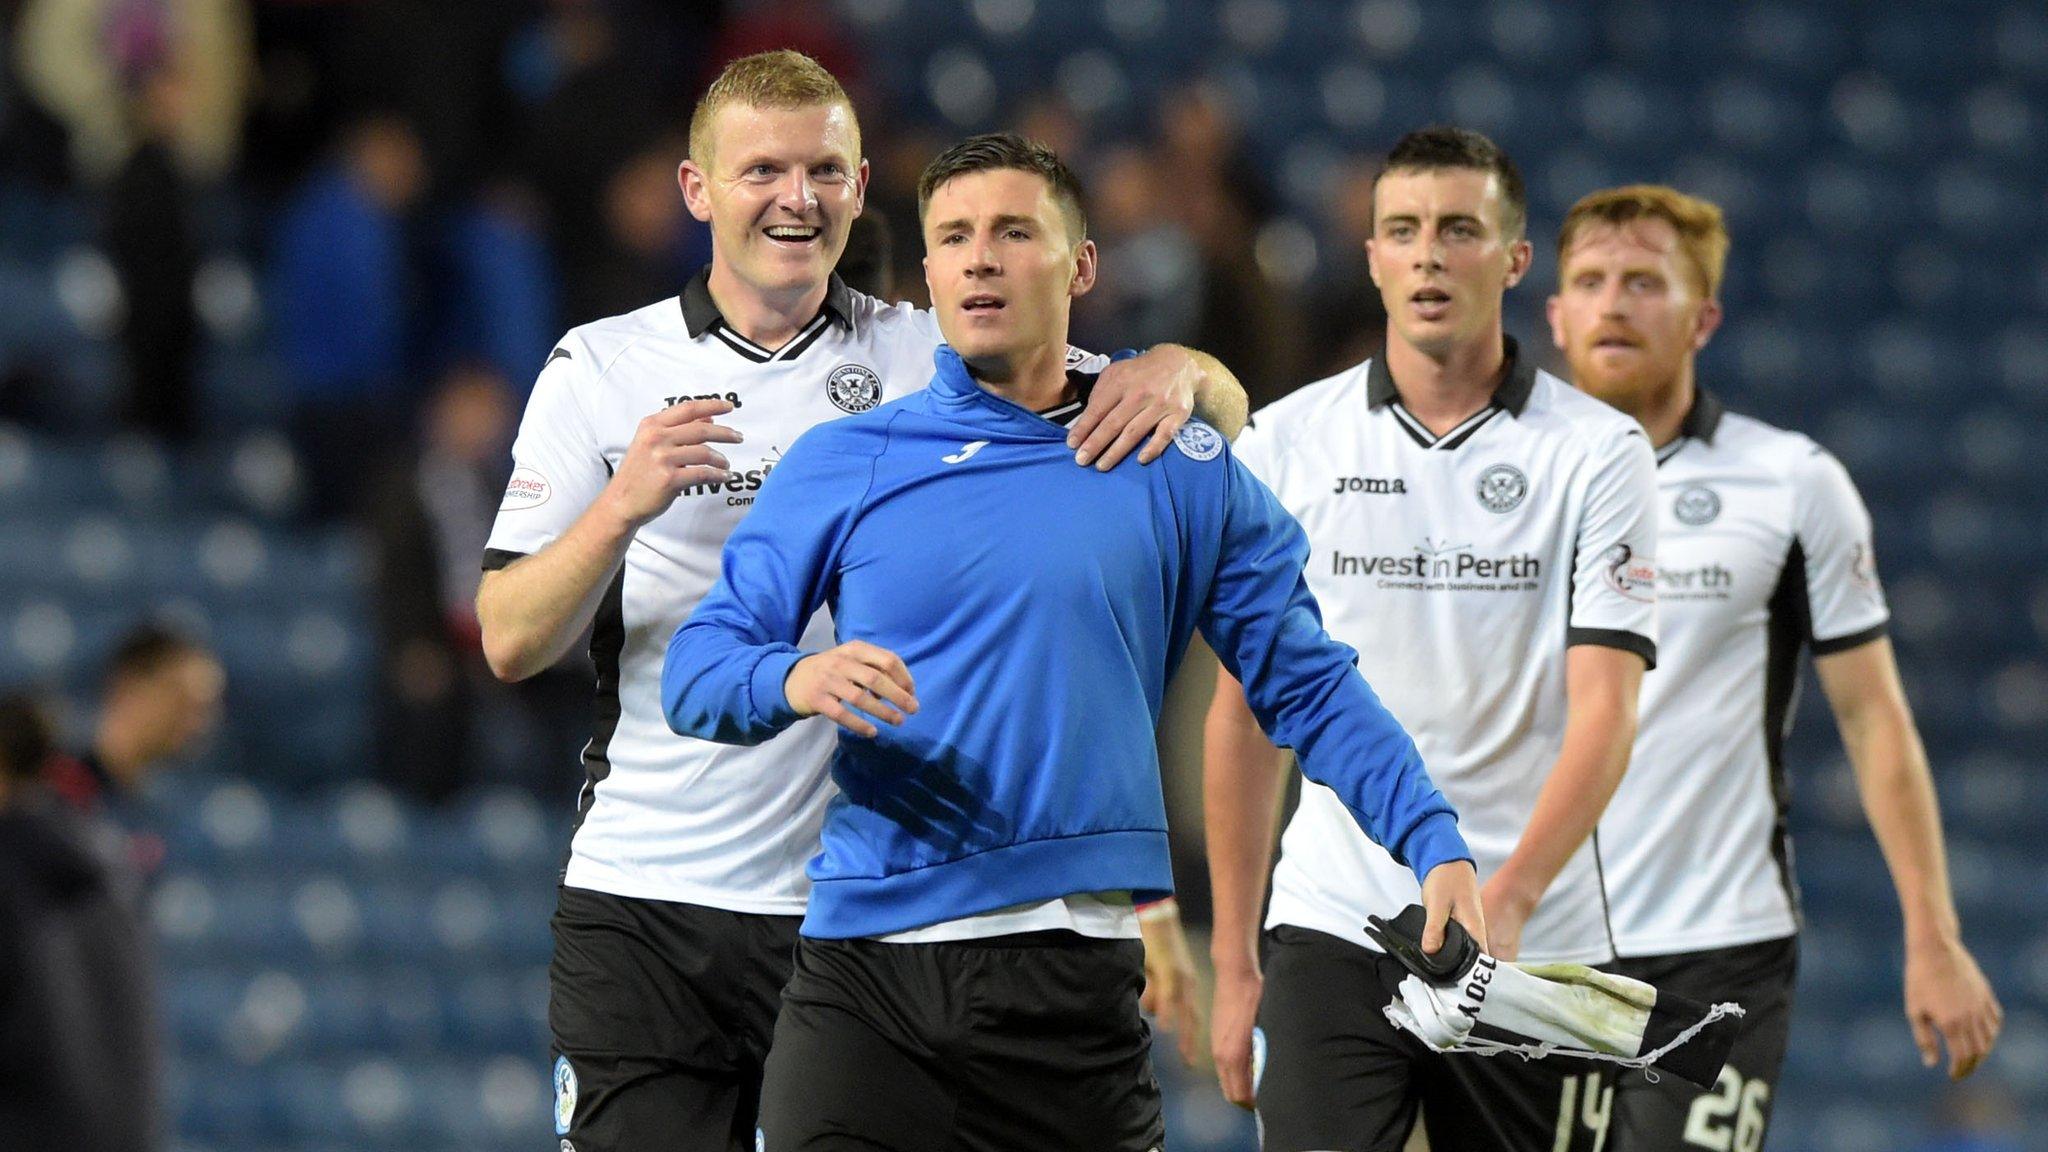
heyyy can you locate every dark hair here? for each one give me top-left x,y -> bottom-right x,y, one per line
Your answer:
105,622 -> 208,689
0,693 -> 54,782
1378,125 -> 1527,239
916,132 -> 1088,243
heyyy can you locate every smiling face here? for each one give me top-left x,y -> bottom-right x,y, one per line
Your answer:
1367,167 -> 1531,361
922,167 -> 1095,371
1548,216 -> 1722,411
680,100 -> 868,303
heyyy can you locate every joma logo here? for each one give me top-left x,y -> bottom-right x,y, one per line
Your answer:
1332,476 -> 1408,495
665,392 -> 742,410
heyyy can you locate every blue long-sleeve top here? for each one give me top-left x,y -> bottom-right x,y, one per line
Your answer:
664,346 -> 1469,939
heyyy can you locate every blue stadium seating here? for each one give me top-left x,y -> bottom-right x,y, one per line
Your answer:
2,1 -> 2041,1148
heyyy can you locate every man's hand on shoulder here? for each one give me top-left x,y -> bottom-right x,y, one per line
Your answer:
601,398 -> 745,529
1068,346 -> 1199,470
784,641 -> 919,738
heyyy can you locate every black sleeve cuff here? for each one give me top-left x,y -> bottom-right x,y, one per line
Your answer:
1566,627 -> 1657,670
1811,621 -> 1887,656
481,548 -> 529,572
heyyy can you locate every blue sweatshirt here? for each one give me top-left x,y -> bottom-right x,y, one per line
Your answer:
664,346 -> 1469,939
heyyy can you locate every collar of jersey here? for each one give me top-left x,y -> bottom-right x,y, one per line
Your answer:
929,345 -> 1102,439
1658,389 -> 1725,465
1678,389 -> 1724,444
1365,334 -> 1538,417
679,266 -> 854,343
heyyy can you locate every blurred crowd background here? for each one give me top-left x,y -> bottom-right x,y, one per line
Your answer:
0,0 -> 2043,1149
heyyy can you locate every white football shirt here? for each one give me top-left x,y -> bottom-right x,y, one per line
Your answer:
1599,394 -> 1888,956
1237,340 -> 1659,965
485,271 -> 942,913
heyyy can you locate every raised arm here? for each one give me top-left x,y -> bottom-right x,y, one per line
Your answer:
479,385 -> 741,681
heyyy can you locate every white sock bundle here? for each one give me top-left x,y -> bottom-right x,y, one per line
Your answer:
1366,907 -> 1744,1088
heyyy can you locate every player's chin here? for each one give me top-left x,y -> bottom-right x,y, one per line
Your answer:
1395,321 -> 1462,358
1573,364 -> 1651,402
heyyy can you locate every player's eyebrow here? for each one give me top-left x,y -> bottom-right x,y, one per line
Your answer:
929,212 -> 1042,234
1380,210 -> 1488,233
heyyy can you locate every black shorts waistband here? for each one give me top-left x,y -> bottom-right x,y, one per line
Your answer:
815,928 -> 1135,951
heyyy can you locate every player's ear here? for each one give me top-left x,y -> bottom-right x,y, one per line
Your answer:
1070,239 -> 1098,298
1502,237 -> 1534,289
679,161 -> 714,224
853,157 -> 871,214
1692,297 -> 1725,351
1546,294 -> 1567,354
1365,238 -> 1382,287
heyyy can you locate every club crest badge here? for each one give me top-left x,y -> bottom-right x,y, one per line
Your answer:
554,1056 -> 577,1135
1174,422 -> 1224,462
1476,463 -> 1527,513
1674,486 -> 1721,526
827,364 -> 883,413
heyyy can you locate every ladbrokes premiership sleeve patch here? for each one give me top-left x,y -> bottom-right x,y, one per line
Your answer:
502,466 -> 552,511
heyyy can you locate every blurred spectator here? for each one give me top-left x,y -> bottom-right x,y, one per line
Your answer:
328,0 -> 525,199
1016,91 -> 1088,163
105,62 -> 201,441
0,693 -> 161,1152
1074,142 -> 1203,355
704,0 -> 862,102
1301,157 -> 1389,381
370,363 -> 508,803
371,364 -> 582,803
1156,80 -> 1275,244
865,125 -> 947,307
563,137 -> 709,326
45,623 -> 224,821
1152,82 -> 1300,400
439,182 -> 560,388
840,210 -> 895,300
517,0 -> 672,325
269,113 -> 426,518
11,0 -> 253,186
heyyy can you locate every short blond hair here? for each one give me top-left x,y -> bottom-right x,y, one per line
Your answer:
1558,185 -> 1729,299
688,50 -> 859,167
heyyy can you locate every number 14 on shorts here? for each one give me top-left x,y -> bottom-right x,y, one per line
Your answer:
1553,1071 -> 1613,1152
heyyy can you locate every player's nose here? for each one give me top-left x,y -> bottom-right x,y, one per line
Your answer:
776,170 -> 818,213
